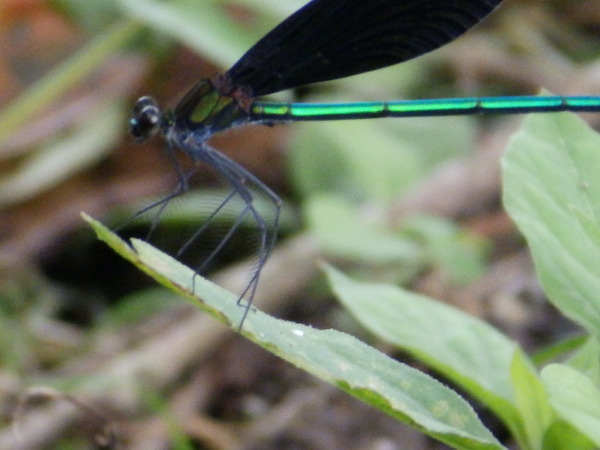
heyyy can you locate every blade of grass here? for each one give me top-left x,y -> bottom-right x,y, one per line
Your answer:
0,20 -> 141,143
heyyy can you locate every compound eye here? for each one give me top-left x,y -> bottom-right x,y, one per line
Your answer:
129,96 -> 162,141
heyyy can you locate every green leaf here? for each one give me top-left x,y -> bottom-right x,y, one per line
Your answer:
563,337 -> 600,384
542,364 -> 600,447
401,214 -> 489,283
511,349 -> 553,449
0,21 -> 139,143
85,215 -> 503,449
289,115 -> 472,202
542,420 -> 596,450
325,266 -> 525,442
305,195 -> 421,264
97,288 -> 182,328
531,334 -> 587,366
0,100 -> 126,206
503,113 -> 600,337
117,0 -> 288,68
290,120 -> 420,201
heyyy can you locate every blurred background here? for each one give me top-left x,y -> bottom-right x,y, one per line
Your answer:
0,0 -> 599,448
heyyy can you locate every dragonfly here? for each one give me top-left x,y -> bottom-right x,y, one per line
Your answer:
129,0 -> 600,327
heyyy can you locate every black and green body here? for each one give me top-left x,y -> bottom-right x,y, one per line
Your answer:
128,0 -> 600,327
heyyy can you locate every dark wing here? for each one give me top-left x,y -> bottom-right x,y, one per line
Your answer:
225,0 -> 504,97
